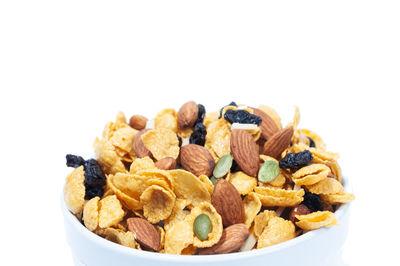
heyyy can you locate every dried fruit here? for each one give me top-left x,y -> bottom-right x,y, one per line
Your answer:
178,101 -> 199,129
279,150 -> 313,169
212,179 -> 245,227
307,136 -> 316,148
127,217 -> 160,251
83,159 -> 107,200
224,109 -> 262,126
129,115 -> 148,130
66,154 -> 85,168
195,104 -> 206,124
198,224 -> 249,255
213,154 -> 233,178
302,192 -> 322,211
218,101 -> 237,118
189,122 -> 207,146
230,129 -> 259,177
193,214 -> 212,241
180,144 -> 215,177
258,160 -> 280,183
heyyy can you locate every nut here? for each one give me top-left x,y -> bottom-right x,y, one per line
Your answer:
198,224 -> 249,255
178,101 -> 198,129
180,144 -> 215,177
252,108 -> 279,140
155,157 -> 176,170
262,126 -> 294,159
129,115 -> 148,130
230,129 -> 259,177
133,129 -> 152,158
289,204 -> 311,224
212,179 -> 245,227
127,217 -> 160,251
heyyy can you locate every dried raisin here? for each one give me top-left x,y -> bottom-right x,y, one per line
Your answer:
195,104 -> 206,124
177,135 -> 182,147
218,101 -> 238,118
279,150 -> 313,169
224,109 -> 262,126
307,137 -> 316,148
189,123 -> 207,146
301,192 -> 322,212
66,154 -> 85,168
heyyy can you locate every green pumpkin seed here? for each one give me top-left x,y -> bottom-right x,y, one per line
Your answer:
210,176 -> 218,185
213,154 -> 233,178
193,214 -> 212,241
258,160 -> 280,183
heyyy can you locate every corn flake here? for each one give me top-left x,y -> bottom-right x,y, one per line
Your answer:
306,177 -> 344,195
254,186 -> 305,207
227,171 -> 257,195
93,138 -> 126,175
254,210 -> 277,238
83,196 -> 100,231
102,228 -> 140,249
141,128 -> 180,160
320,192 -> 355,204
129,157 -> 156,174
295,211 -> 338,230
243,192 -> 262,228
107,174 -> 142,210
205,119 -> 231,160
258,105 -> 282,129
257,216 -> 295,248
292,164 -> 330,186
64,166 -> 85,215
154,109 -> 178,133
164,217 -> 194,254
140,185 -> 176,223
164,199 -> 191,231
98,195 -> 125,228
198,175 -> 214,197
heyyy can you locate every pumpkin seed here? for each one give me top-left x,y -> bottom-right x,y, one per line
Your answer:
213,154 -> 233,178
258,160 -> 280,183
210,176 -> 218,185
193,214 -> 212,241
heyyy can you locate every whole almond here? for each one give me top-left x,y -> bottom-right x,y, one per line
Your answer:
178,101 -> 198,128
129,115 -> 148,130
252,108 -> 279,140
180,144 -> 215,177
230,129 -> 259,177
155,157 -> 177,170
262,126 -> 294,159
198,224 -> 249,255
212,179 -> 245,227
133,129 -> 152,158
127,217 -> 160,251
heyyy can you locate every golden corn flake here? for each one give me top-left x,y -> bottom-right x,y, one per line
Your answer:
169,169 -> 211,206
164,217 -> 194,254
258,105 -> 282,129
295,211 -> 338,230
109,124 -> 137,156
164,199 -> 191,231
129,157 -> 156,174
190,202 -> 223,248
227,171 -> 257,195
102,228 -> 140,249
177,127 -> 193,139
98,195 -> 125,228
135,169 -> 174,190
292,164 -> 330,186
198,175 -> 214,197
109,173 -> 149,201
205,119 -> 231,160
154,109 -> 178,133
292,106 -> 300,129
320,192 -> 355,204
156,225 -> 166,250
300,129 -> 326,150
93,138 -> 126,175
203,112 -> 219,127
181,244 -> 197,255
243,192 -> 262,228
140,185 -> 176,224
107,174 -> 142,210
327,161 -> 343,184
254,186 -> 305,207
141,128 -> 180,160
306,177 -> 344,195
311,149 -> 340,164
257,216 -> 295,249
64,166 -> 85,215
254,210 -> 277,238
83,196 -> 100,231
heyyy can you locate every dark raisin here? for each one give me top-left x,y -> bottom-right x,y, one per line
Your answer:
85,186 -> 104,200
302,192 -> 322,212
307,137 -> 316,148
195,104 -> 206,124
177,135 -> 182,147
218,101 -> 238,118
224,109 -> 262,126
83,159 -> 106,189
189,123 -> 207,146
279,150 -> 313,169
230,159 -> 240,172
66,154 -> 85,168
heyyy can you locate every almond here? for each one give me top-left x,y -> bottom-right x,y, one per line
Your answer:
180,144 -> 215,177
262,126 -> 294,159
155,157 -> 177,170
212,179 -> 245,227
252,108 -> 279,140
178,101 -> 198,128
127,217 -> 160,251
133,129 -> 152,158
129,115 -> 148,130
198,224 -> 249,255
230,129 -> 259,177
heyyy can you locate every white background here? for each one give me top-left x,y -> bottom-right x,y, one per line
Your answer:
1,1 -> 399,265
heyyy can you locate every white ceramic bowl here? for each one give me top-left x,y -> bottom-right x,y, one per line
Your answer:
62,176 -> 352,266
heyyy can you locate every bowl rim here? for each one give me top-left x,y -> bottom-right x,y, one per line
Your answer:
61,175 -> 352,262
